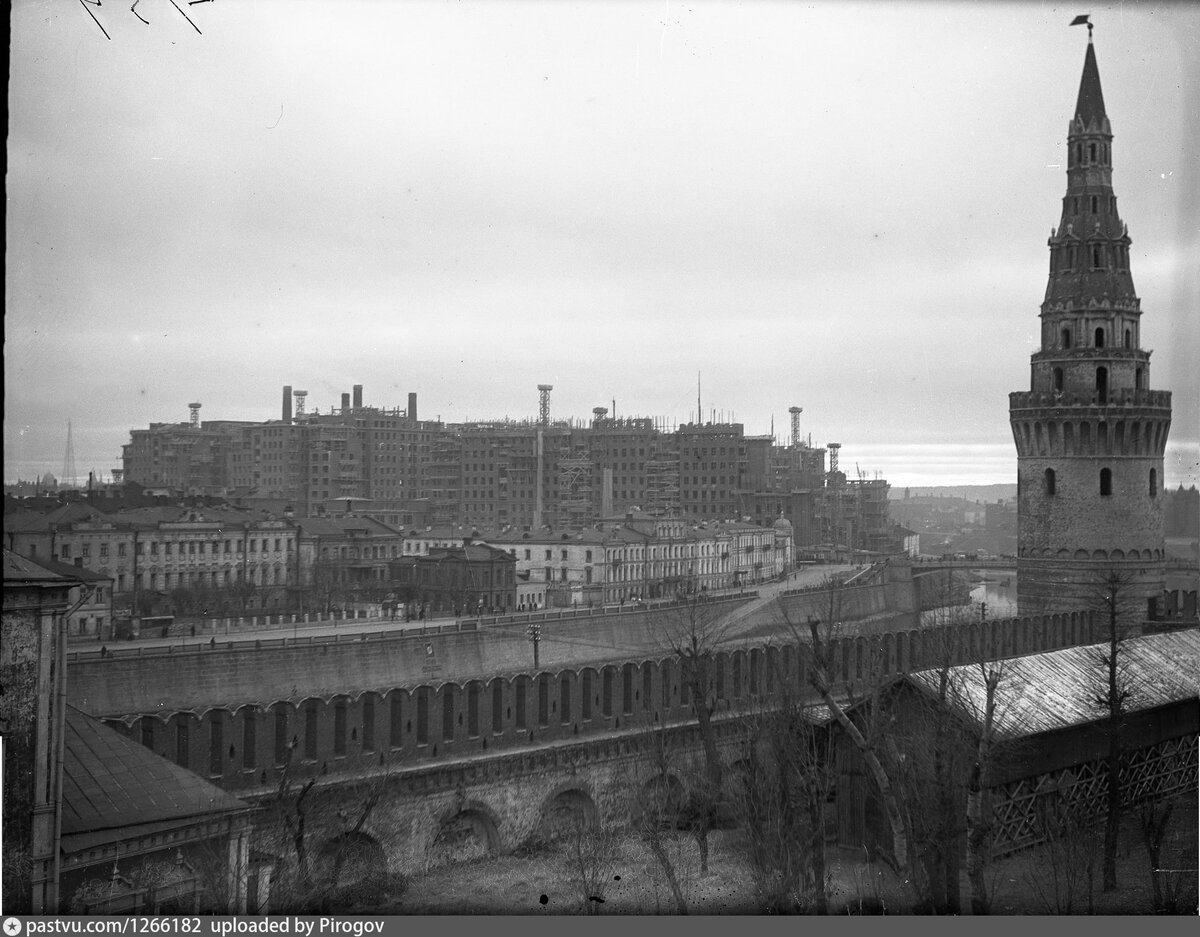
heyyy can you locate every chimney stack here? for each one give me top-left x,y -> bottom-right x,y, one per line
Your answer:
353,384 -> 363,409
408,392 -> 418,421
341,392 -> 351,411
283,386 -> 293,424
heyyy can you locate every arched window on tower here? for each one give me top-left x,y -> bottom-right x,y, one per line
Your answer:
1044,468 -> 1056,496
1094,327 -> 1105,349
1096,366 -> 1108,403
1075,143 -> 1082,166
1089,142 -> 1097,162
1053,368 -> 1064,392
1100,467 -> 1112,497
1062,328 -> 1071,349
1149,468 -> 1157,498
1124,329 -> 1131,349
1135,368 -> 1143,390
1092,244 -> 1104,268
1090,195 -> 1098,214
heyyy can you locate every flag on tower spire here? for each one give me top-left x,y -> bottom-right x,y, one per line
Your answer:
1070,14 -> 1093,39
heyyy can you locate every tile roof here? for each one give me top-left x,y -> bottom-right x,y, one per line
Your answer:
906,629 -> 1200,741
61,706 -> 248,851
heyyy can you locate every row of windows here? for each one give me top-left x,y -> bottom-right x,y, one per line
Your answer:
1059,326 -> 1134,351
1041,467 -> 1157,497
70,538 -> 290,561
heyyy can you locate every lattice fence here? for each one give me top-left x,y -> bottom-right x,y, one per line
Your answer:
989,734 -> 1198,856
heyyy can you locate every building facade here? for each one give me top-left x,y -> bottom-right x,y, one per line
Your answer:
1010,34 -> 1172,617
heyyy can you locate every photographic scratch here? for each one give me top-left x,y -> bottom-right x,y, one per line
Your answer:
268,105 -> 284,130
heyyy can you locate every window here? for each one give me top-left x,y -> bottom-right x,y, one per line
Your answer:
1090,195 -> 1098,214
1149,468 -> 1157,497
1053,368 -> 1064,392
1094,327 -> 1105,348
602,667 -> 613,717
1124,329 -> 1131,349
492,681 -> 503,733
1100,467 -> 1113,497
537,675 -> 549,727
1096,367 -> 1108,403
560,675 -> 571,724
141,718 -> 155,750
623,663 -> 635,715
1062,328 -> 1071,349
1089,142 -> 1097,162
1044,468 -> 1056,496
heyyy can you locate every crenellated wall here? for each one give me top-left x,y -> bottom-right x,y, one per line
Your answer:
81,609 -> 1099,798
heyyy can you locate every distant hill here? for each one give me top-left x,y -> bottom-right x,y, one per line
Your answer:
890,484 -> 1018,503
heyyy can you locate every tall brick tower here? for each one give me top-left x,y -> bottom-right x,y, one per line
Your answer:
1010,30 -> 1172,618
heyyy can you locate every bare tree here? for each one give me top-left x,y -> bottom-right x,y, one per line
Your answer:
260,742 -> 392,912
728,672 -> 834,913
626,727 -> 690,915
564,818 -> 621,915
653,593 -> 735,873
1087,568 -> 1141,892
964,661 -> 1004,914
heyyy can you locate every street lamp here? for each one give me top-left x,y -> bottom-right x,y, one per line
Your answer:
527,621 -> 542,669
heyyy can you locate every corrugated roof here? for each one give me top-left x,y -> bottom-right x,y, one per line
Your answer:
907,630 -> 1200,741
62,706 -> 248,847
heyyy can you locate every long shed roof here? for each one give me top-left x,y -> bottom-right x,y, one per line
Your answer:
906,629 -> 1199,741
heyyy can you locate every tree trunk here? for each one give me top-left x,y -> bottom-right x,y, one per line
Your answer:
1103,603 -> 1121,892
645,836 -> 689,915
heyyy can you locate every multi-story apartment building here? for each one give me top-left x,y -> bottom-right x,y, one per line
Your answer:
4,506 -> 298,608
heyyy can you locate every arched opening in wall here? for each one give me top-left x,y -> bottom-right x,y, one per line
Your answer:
316,832 -> 389,906
1064,422 -> 1075,455
537,674 -> 550,728
467,681 -> 480,738
514,676 -> 528,730
1098,421 -> 1109,453
1080,421 -> 1092,453
660,660 -> 672,710
1135,368 -> 1143,390
1095,367 -> 1108,403
1089,142 -> 1097,162
1149,468 -> 1158,497
1124,329 -> 1131,349
581,669 -> 594,720
491,679 -> 504,734
428,806 -> 501,869
637,773 -> 685,829
1044,468 -> 1056,496
602,666 -> 614,717
1053,368 -> 1064,392
622,663 -> 635,715
1100,468 -> 1113,497
1062,328 -> 1071,349
1094,328 -> 1106,348
533,788 -> 599,845
559,673 -> 571,725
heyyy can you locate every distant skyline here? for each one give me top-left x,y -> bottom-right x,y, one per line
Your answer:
6,2 -> 1198,490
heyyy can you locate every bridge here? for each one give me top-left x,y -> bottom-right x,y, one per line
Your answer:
66,560 -> 1106,881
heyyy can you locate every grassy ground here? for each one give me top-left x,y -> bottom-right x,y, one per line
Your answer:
376,792 -> 1197,915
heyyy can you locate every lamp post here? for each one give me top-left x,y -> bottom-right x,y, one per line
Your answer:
527,621 -> 541,669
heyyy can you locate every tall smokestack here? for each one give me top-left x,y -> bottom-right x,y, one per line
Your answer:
408,392 -> 417,421
283,386 -> 293,424
341,393 -> 351,411
353,384 -> 363,409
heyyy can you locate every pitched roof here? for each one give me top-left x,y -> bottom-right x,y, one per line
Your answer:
61,706 -> 249,853
3,548 -> 74,583
17,554 -> 112,583
1074,40 -> 1107,126
906,630 -> 1200,741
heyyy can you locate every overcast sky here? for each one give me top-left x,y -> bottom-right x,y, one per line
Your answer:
6,0 -> 1198,489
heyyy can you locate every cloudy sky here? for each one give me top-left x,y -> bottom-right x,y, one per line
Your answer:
6,0 -> 1198,489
